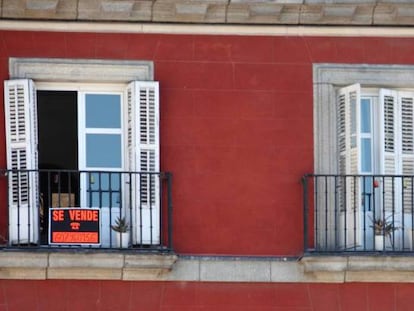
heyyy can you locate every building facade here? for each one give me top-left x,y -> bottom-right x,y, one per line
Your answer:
0,0 -> 414,310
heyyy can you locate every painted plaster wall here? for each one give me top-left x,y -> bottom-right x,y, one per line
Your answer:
1,31 -> 414,256
0,280 -> 412,311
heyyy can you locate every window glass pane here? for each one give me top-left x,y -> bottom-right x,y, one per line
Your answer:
361,98 -> 371,134
87,192 -> 120,208
85,94 -> 121,128
86,134 -> 122,168
86,173 -> 121,207
361,138 -> 372,173
87,172 -> 121,191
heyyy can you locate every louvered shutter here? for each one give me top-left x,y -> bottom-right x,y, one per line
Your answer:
4,79 -> 39,244
126,81 -> 160,245
379,89 -> 399,213
398,92 -> 414,212
337,84 -> 361,249
379,89 -> 398,175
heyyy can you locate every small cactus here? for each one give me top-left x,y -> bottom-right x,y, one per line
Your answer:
111,216 -> 129,233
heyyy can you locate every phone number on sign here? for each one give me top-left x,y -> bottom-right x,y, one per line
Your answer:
52,232 -> 99,243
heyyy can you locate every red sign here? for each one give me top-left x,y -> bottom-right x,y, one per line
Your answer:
49,208 -> 100,245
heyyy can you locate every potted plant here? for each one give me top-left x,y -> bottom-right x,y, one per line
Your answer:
370,216 -> 398,251
111,216 -> 130,248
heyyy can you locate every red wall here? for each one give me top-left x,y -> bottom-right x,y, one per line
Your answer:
1,31 -> 414,256
0,280 -> 413,311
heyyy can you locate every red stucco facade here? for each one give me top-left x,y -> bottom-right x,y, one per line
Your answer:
0,280 -> 413,311
1,31 -> 414,310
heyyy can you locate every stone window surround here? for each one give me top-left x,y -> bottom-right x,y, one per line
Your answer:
9,57 -> 154,82
3,57 -> 177,280
314,63 -> 414,175
310,63 -> 414,280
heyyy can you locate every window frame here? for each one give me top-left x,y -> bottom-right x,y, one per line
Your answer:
36,82 -> 127,172
313,63 -> 414,174
5,58 -> 160,247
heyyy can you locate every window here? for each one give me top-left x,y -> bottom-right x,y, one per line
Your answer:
3,59 -> 160,248
338,85 -> 414,178
312,64 -> 414,251
335,84 -> 414,248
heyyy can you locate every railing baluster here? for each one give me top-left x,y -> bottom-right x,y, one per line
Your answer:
382,176 -> 385,251
314,176 -> 318,252
139,173 -> 143,245
149,172 -> 153,245
128,172 -> 133,248
302,175 -> 309,253
334,175 -> 338,251
354,175 -> 357,251
411,176 -> 414,251
402,176 -> 405,251
372,175 -> 376,250
167,172 -> 173,251
324,176 -> 328,251
362,176 -> 366,251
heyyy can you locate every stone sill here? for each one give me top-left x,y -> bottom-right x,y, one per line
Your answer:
0,250 -> 177,280
301,255 -> 414,283
3,251 -> 414,282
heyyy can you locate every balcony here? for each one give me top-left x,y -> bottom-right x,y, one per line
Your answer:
0,169 -> 173,252
303,174 -> 414,254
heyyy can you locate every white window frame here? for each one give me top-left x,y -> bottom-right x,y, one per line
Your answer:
36,82 -> 127,176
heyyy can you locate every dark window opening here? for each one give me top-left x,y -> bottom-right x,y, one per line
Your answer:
37,91 -> 80,243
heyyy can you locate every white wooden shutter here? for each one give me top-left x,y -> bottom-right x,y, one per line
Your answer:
399,92 -> 414,212
380,89 -> 398,175
337,84 -> 361,249
4,79 -> 39,244
126,81 -> 160,245
379,89 -> 399,213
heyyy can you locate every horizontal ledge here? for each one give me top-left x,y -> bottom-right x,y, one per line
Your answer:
1,20 -> 414,37
2,251 -> 414,282
301,255 -> 414,283
0,251 -> 177,280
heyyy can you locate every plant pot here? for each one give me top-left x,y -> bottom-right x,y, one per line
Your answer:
375,234 -> 385,251
115,232 -> 130,248
405,228 -> 414,250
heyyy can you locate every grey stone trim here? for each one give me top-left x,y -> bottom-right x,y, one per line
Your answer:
153,0 -> 227,23
301,255 -> 414,283
300,4 -> 375,25
78,0 -> 153,22
3,0 -> 77,20
374,4 -> 414,26
2,252 -> 414,282
313,63 -> 414,175
0,251 -> 177,280
9,58 -> 154,82
199,259 -> 272,282
1,1 -> 414,25
227,3 -> 300,24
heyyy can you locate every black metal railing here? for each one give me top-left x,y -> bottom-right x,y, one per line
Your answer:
0,169 -> 173,251
303,174 -> 414,253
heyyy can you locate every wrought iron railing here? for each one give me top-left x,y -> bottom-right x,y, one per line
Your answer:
0,169 -> 173,251
303,174 -> 414,253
